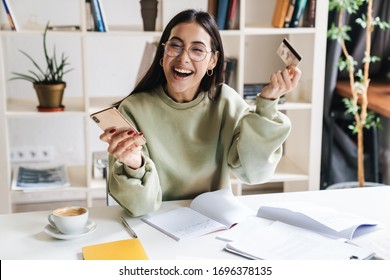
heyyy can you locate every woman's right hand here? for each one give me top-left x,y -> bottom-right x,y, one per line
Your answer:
100,129 -> 145,169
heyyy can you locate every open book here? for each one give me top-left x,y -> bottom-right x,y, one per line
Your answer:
225,221 -> 376,260
141,188 -> 255,241
218,201 -> 379,260
256,201 -> 379,239
218,201 -> 379,242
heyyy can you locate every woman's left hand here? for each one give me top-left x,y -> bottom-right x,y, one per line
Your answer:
259,65 -> 301,100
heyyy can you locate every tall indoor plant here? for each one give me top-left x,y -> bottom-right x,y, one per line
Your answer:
10,23 -> 72,111
327,0 -> 389,187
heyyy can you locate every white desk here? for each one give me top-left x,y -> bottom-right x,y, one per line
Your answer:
1,186 -> 390,260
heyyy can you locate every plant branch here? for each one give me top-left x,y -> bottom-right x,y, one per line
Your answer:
361,0 -> 373,124
337,6 -> 361,129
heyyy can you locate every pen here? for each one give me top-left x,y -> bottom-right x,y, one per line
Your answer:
120,216 -> 138,238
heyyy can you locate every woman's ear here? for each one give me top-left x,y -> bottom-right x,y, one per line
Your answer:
209,51 -> 219,69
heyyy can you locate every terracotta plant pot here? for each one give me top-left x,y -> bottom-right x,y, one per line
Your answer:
33,82 -> 66,112
140,0 -> 158,31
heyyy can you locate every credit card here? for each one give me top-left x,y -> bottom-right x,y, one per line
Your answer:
277,38 -> 302,66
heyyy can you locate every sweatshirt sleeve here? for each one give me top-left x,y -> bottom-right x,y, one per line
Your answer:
228,95 -> 291,184
107,154 -> 162,217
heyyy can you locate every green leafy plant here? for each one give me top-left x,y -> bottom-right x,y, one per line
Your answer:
328,0 -> 389,187
10,23 -> 72,84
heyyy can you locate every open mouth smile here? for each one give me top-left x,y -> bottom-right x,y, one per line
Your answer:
173,67 -> 193,78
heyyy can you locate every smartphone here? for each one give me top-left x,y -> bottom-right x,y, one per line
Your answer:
90,107 -> 146,145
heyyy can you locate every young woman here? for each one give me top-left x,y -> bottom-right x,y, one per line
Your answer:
100,9 -> 301,217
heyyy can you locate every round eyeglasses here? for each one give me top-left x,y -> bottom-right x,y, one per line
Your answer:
162,40 -> 214,62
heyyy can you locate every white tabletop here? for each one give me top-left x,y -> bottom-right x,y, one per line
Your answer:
1,186 -> 390,260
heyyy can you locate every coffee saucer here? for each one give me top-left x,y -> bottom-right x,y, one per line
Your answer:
43,220 -> 97,240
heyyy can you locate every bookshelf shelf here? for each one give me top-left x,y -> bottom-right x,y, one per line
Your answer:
11,187 -> 88,204
279,102 -> 312,110
272,156 -> 309,182
6,97 -> 85,114
244,27 -> 316,35
0,0 -> 328,213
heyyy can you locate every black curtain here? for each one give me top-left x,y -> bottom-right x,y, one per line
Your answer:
320,0 -> 390,189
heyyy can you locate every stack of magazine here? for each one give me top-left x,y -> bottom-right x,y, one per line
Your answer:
12,165 -> 70,192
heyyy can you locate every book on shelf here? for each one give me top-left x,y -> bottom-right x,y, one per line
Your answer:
209,0 -> 240,29
85,0 -> 95,31
98,0 -> 109,31
243,83 -> 267,105
272,0 -> 290,28
243,83 -> 286,106
219,201 -> 379,260
224,57 -> 237,89
283,0 -> 296,27
1,0 -> 19,31
208,0 -> 218,18
302,0 -> 316,27
11,164 -> 70,191
90,0 -> 108,32
82,239 -> 149,260
141,188 -> 255,241
216,0 -> 229,30
289,0 -> 308,27
225,0 -> 239,30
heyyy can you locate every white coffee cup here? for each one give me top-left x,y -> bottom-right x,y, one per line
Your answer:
48,206 -> 89,235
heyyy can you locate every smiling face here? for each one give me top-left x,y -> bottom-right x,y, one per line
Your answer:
162,21 -> 218,103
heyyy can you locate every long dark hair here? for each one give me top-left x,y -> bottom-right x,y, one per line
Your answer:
114,9 -> 225,107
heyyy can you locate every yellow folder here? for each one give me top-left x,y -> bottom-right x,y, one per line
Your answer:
82,238 -> 148,260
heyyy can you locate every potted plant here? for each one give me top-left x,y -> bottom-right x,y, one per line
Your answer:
10,22 -> 73,112
327,0 -> 389,187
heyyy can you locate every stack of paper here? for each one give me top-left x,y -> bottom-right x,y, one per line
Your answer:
220,201 -> 379,260
225,221 -> 376,260
12,165 -> 70,191
140,189 -> 379,260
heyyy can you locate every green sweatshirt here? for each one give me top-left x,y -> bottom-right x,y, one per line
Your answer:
108,84 -> 291,216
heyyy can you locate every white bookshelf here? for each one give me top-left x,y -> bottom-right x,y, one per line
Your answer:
0,0 -> 328,213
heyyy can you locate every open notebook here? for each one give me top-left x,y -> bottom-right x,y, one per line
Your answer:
218,201 -> 379,260
225,221 -> 376,260
142,188 -> 379,242
141,188 -> 254,241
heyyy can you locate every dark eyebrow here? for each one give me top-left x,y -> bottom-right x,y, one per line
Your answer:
169,36 -> 207,46
169,36 -> 182,42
